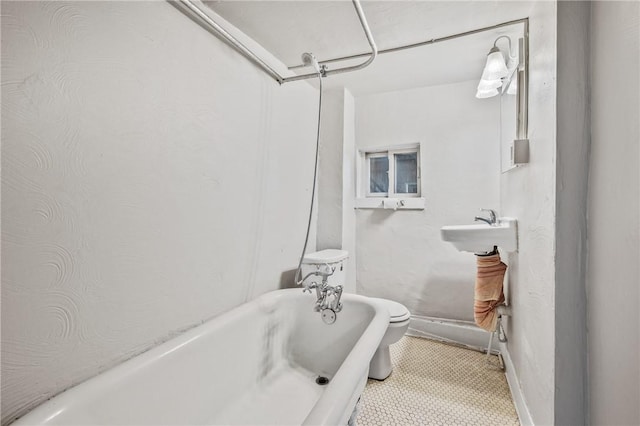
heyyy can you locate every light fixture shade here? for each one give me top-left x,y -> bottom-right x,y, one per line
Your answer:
506,70 -> 518,95
506,55 -> 519,72
475,87 -> 500,99
477,78 -> 503,91
481,47 -> 509,81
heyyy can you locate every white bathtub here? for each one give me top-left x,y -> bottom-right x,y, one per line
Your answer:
13,289 -> 389,426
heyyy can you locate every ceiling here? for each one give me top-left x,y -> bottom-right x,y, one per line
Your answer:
202,1 -> 533,95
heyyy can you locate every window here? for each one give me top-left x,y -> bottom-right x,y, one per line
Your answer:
357,143 -> 425,209
367,153 -> 390,195
365,147 -> 420,198
394,152 -> 418,194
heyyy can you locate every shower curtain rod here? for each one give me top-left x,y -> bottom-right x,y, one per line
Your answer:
288,17 -> 529,70
175,0 -> 378,85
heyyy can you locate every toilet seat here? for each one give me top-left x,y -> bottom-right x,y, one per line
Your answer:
372,298 -> 411,323
387,300 -> 411,323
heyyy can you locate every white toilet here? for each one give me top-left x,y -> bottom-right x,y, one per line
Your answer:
301,249 -> 411,381
368,298 -> 411,380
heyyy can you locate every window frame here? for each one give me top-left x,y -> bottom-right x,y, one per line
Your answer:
365,151 -> 390,197
356,142 -> 425,210
388,147 -> 421,198
361,144 -> 421,198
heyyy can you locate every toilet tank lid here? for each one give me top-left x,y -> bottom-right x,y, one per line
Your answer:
302,249 -> 348,264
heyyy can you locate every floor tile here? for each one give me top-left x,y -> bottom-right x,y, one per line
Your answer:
356,336 -> 519,426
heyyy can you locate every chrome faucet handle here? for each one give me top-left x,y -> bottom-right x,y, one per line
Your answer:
332,285 -> 343,312
315,290 -> 328,312
303,281 -> 317,294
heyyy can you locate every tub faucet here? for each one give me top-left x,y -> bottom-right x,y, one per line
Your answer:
302,265 -> 333,297
474,208 -> 498,225
301,265 -> 343,323
319,284 -> 343,313
302,265 -> 333,290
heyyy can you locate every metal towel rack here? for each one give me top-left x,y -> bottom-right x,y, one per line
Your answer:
175,0 -> 378,85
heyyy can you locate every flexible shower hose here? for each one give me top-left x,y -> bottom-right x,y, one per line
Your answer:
294,72 -> 323,286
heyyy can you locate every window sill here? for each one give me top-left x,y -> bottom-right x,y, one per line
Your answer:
354,197 -> 425,210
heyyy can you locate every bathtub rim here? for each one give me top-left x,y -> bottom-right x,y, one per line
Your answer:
10,289 -> 390,426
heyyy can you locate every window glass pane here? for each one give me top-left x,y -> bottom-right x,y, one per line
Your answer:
369,156 -> 389,193
395,152 -> 418,194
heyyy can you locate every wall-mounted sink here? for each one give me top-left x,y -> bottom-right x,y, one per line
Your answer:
441,218 -> 518,253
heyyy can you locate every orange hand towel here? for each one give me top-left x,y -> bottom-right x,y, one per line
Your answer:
474,253 -> 507,332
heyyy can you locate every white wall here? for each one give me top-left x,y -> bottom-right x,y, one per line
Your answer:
342,90 -> 357,291
588,2 -> 640,424
316,88 -> 357,293
0,2 -> 318,424
317,89 -> 345,252
555,2 -> 590,424
501,2 -> 556,425
499,2 -> 557,425
354,80 -> 501,321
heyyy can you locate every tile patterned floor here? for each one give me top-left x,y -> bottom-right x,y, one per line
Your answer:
356,336 -> 519,426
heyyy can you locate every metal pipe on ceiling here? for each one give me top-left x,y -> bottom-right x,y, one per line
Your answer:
288,17 -> 529,70
175,0 -> 378,85
175,0 -> 285,83
280,0 -> 378,83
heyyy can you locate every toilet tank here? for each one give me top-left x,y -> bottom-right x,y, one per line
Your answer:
301,249 -> 348,288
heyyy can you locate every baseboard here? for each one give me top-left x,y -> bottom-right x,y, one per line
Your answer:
407,315 -> 494,353
499,341 -> 534,426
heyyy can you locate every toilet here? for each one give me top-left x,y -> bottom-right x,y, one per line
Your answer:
301,249 -> 411,381
367,298 -> 411,380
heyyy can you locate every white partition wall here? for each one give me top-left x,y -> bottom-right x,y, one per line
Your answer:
588,2 -> 640,424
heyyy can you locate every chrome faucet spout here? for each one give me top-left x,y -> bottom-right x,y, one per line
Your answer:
476,208 -> 498,225
474,216 -> 493,225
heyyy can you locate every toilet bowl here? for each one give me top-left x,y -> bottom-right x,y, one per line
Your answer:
368,298 -> 410,380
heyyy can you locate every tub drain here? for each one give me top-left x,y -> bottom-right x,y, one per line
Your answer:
315,376 -> 330,385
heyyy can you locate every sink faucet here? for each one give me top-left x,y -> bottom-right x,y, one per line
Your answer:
474,208 -> 498,225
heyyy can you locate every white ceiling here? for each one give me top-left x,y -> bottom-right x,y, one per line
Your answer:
203,1 -> 533,95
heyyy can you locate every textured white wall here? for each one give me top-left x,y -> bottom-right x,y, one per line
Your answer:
588,2 -> 640,424
342,90 -> 357,292
354,80 -> 501,321
555,2 -> 590,424
0,2 -> 317,424
499,2 -> 557,425
316,88 -> 357,292
317,90 -> 345,251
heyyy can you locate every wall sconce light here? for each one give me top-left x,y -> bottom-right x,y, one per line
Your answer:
476,35 -> 518,99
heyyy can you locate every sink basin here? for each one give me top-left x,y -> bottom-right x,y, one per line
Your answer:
441,218 -> 518,253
